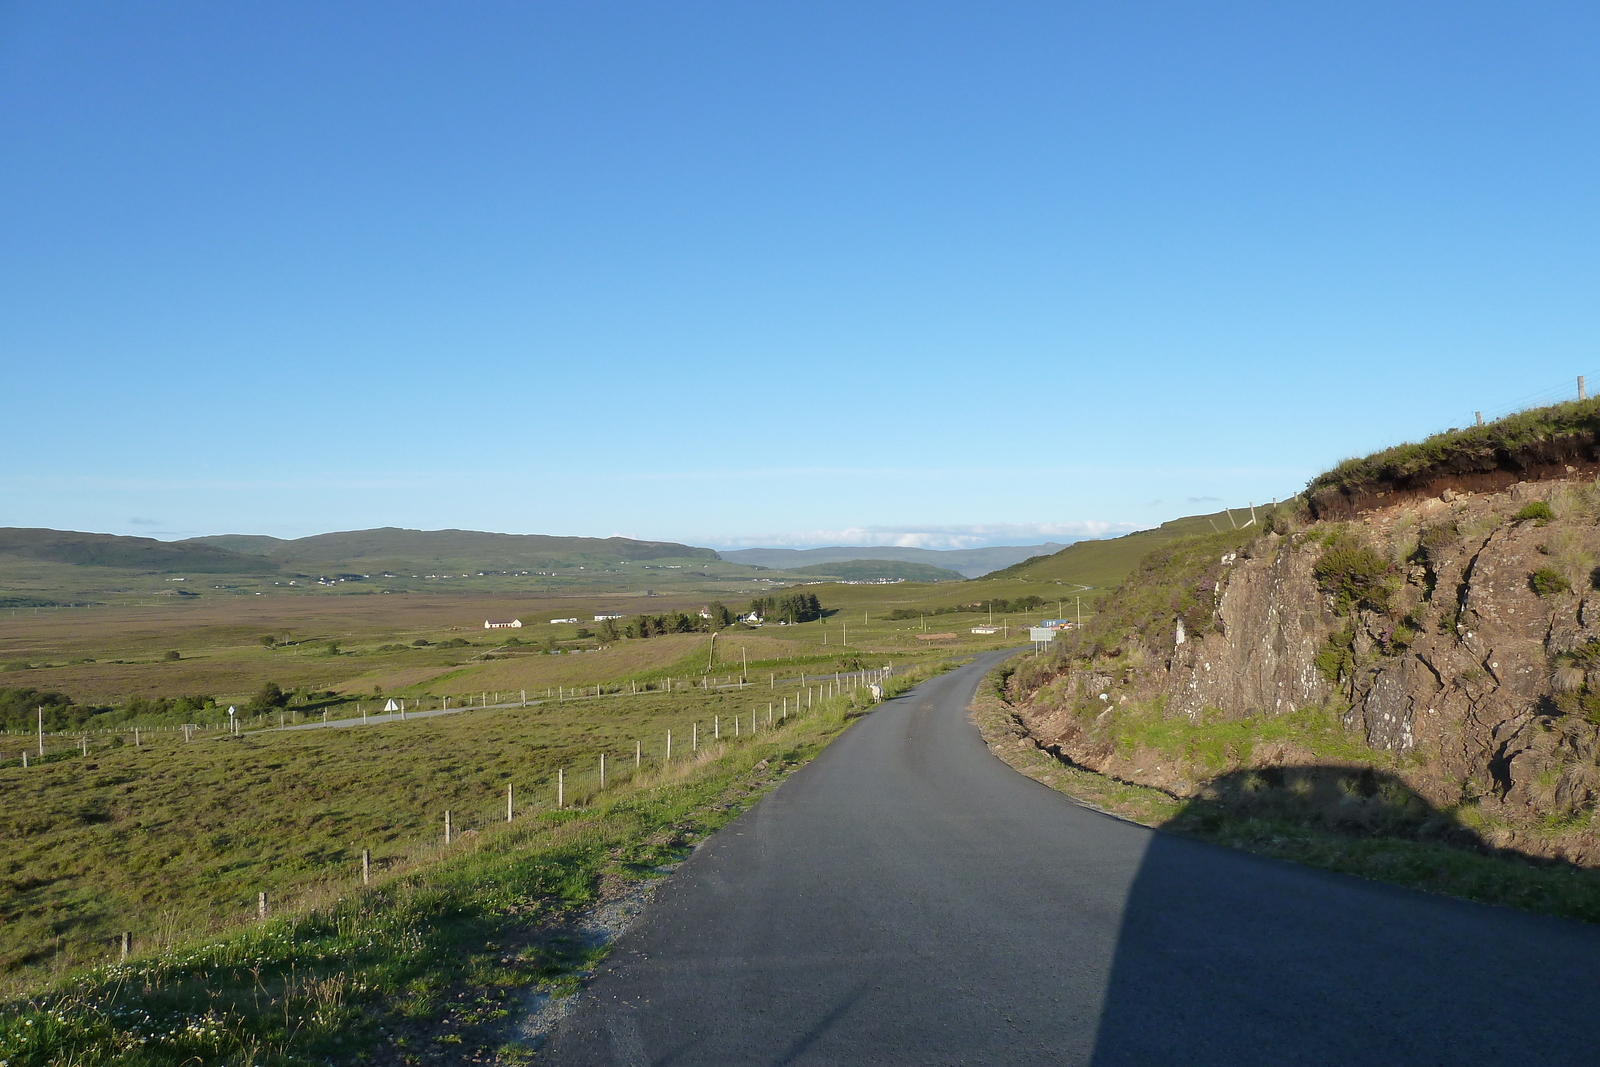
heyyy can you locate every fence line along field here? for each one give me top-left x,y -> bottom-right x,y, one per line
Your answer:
0,659 -> 921,1066
0,683 -> 853,987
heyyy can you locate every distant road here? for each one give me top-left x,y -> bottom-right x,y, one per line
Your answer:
270,666 -> 905,732
542,649 -> 1600,1065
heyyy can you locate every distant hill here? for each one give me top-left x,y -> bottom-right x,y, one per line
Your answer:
982,507 -> 1273,589
0,528 -> 274,574
719,543 -> 1072,579
785,560 -> 966,582
181,527 -> 719,572
191,534 -> 283,555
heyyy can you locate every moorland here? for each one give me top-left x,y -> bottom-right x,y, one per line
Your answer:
0,510 -> 1275,1065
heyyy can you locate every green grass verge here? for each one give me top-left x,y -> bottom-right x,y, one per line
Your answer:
971,661 -> 1600,925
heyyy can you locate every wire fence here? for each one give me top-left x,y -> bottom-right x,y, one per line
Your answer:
1472,370 -> 1600,426
0,665 -> 898,762
0,665 -> 899,983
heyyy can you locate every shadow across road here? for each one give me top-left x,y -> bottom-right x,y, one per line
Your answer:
541,656 -> 1600,1066
1090,765 -> 1600,1065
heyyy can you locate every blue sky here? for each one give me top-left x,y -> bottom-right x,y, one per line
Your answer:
4,2 -> 1599,550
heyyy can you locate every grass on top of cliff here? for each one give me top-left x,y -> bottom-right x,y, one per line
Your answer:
1307,397 -> 1600,499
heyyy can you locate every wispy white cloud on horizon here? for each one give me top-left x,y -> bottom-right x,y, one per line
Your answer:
694,521 -> 1141,552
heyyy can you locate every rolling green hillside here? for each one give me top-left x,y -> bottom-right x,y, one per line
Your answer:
720,543 -> 1070,578
983,506 -> 1278,591
785,560 -> 966,582
182,527 -> 720,571
0,529 -> 273,574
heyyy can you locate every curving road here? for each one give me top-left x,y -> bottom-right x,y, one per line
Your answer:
543,649 -> 1600,1065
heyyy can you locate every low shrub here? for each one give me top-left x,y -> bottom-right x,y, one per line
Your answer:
1515,501 -> 1555,524
1314,536 -> 1394,614
1531,567 -> 1571,597
1313,629 -> 1356,684
1415,521 -> 1459,561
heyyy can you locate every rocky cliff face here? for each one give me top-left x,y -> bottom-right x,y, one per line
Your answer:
1013,480 -> 1600,864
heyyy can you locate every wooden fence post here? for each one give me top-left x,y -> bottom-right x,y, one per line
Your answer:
258,892 -> 268,920
362,848 -> 371,885
444,810 -> 453,845
120,931 -> 131,961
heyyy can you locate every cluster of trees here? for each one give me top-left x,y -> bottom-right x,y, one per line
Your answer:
117,694 -> 217,725
0,686 -> 90,732
0,681 -> 372,735
884,595 -> 1049,621
748,593 -> 823,624
615,593 -> 826,640
0,687 -> 226,732
622,602 -> 730,640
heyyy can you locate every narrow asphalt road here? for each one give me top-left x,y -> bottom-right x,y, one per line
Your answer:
543,650 -> 1600,1065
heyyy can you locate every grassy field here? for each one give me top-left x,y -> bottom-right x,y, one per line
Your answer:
0,680 -> 872,985
4,510 -> 1252,719
0,579 -> 1053,717
0,662 -> 941,1066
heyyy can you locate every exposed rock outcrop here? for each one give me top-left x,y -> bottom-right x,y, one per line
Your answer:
1012,479 -> 1600,865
